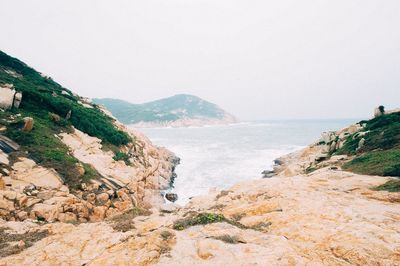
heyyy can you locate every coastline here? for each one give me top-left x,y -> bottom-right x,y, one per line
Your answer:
1,117 -> 399,265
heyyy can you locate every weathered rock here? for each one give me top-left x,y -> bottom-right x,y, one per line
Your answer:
22,117 -> 34,132
96,193 -> 109,204
0,151 -> 9,165
86,193 -> 96,204
58,212 -> 77,223
0,84 -> 22,110
159,203 -> 180,213
357,138 -> 366,151
31,203 -> 59,221
261,170 -> 275,178
0,176 -> 5,190
13,158 -> 63,189
65,110 -> 72,120
90,206 -> 107,222
165,193 -> 178,203
3,190 -> 17,200
16,211 -> 28,221
0,198 -> 15,211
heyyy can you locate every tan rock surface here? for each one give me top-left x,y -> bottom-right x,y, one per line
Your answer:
60,127 -> 177,206
1,168 -> 399,265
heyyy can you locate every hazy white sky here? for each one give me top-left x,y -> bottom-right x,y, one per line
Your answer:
1,0 -> 399,120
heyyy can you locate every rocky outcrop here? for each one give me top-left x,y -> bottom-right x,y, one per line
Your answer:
0,84 -> 22,111
0,117 -> 178,224
60,125 -> 178,207
270,123 -> 363,177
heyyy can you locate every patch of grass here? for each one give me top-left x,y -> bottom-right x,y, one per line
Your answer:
0,227 -> 49,257
109,208 -> 151,232
173,213 -> 225,230
113,151 -> 131,165
173,213 -> 248,231
337,112 -> 400,155
343,149 -> 400,177
374,179 -> 400,192
3,110 -> 100,189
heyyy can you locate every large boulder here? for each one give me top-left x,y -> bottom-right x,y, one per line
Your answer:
0,84 -> 22,110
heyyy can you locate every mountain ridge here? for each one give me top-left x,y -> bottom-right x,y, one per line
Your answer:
93,94 -> 237,127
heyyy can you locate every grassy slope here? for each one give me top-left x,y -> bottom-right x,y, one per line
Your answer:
336,112 -> 400,191
0,51 -> 131,189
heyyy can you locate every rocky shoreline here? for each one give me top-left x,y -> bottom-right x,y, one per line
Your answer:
0,113 -> 399,265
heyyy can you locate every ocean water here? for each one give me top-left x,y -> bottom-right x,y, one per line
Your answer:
141,119 -> 359,205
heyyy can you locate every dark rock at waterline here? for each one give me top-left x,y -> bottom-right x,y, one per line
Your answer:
273,159 -> 284,166
165,193 -> 178,203
262,170 -> 275,178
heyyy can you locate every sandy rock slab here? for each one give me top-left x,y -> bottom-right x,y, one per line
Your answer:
0,169 -> 399,265
0,222 -> 130,266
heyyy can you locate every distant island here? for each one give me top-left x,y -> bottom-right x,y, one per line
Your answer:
93,94 -> 237,127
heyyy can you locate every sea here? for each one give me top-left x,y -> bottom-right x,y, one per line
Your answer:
140,119 -> 360,205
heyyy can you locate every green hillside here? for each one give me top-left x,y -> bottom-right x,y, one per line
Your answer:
336,111 -> 400,191
0,50 -> 131,188
93,95 -> 235,125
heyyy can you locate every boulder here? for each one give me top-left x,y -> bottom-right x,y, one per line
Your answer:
22,117 -> 34,132
58,212 -> 77,223
357,138 -> 366,151
159,203 -> 180,213
261,170 -> 275,178
0,198 -> 15,211
96,193 -> 110,204
90,206 -> 107,222
0,84 -> 22,110
3,190 -> 17,200
65,110 -> 72,120
31,203 -> 59,221
0,152 -> 9,165
165,193 -> 178,203
16,211 -> 28,221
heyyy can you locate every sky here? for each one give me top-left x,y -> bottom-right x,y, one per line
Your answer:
1,0 -> 399,120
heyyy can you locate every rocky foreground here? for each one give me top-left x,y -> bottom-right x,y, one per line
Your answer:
1,122 -> 399,265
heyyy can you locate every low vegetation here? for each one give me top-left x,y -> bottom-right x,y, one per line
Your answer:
335,110 -> 400,191
0,227 -> 49,257
109,208 -> 151,232
0,50 -> 132,188
112,151 -> 131,165
173,213 -> 248,231
374,179 -> 400,192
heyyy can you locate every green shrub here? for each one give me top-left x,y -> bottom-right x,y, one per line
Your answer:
113,151 -> 131,165
374,179 -> 400,192
173,213 -> 225,230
